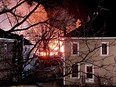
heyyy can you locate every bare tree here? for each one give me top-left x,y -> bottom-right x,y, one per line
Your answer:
0,0 -> 66,86
62,1 -> 113,86
0,0 -> 113,87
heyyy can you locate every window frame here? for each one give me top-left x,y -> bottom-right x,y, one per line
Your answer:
85,64 -> 94,83
71,42 -> 79,56
100,42 -> 109,56
70,63 -> 80,79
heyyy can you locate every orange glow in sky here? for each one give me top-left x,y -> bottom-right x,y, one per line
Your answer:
29,4 -> 48,23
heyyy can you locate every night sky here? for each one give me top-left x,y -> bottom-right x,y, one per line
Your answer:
42,0 -> 97,24
25,0 -> 114,36
39,0 -> 114,36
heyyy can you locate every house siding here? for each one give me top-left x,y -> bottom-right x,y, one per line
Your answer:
64,37 -> 116,86
0,38 -> 22,81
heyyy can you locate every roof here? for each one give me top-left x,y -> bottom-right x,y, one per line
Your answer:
65,37 -> 116,40
0,29 -> 32,45
0,38 -> 15,42
66,24 -> 114,37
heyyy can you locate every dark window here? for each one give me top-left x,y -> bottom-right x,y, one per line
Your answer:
72,64 -> 79,77
86,66 -> 93,79
102,43 -> 107,55
72,43 -> 78,54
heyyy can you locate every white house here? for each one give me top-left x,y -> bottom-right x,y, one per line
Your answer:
63,36 -> 116,87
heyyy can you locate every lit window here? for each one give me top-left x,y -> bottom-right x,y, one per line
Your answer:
85,64 -> 94,83
70,63 -> 80,79
100,42 -> 109,56
71,42 -> 79,55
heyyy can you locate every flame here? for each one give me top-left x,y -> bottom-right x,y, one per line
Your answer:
39,40 -> 64,57
76,19 -> 81,28
60,45 -> 64,53
49,40 -> 64,52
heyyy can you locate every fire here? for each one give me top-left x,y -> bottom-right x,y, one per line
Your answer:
39,40 -> 64,57
60,45 -> 64,53
49,40 -> 64,53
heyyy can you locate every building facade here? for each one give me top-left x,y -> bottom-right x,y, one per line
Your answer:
0,29 -> 33,85
64,37 -> 116,87
0,38 -> 21,81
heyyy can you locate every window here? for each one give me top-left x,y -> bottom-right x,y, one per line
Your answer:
4,44 -> 7,52
71,42 -> 79,55
70,63 -> 80,79
85,64 -> 94,83
86,66 -> 93,78
100,42 -> 109,56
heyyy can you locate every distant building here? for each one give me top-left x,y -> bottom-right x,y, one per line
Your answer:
0,38 -> 17,80
0,29 -> 32,85
23,45 -> 35,71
